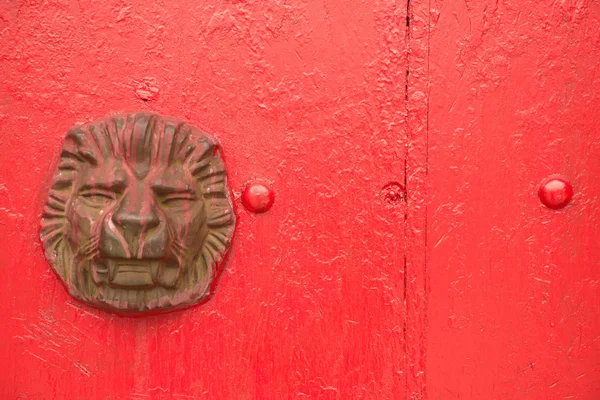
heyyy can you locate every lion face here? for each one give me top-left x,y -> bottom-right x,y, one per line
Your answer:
41,113 -> 235,315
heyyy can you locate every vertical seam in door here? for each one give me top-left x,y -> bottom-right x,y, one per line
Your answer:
403,0 -> 411,396
403,0 -> 430,398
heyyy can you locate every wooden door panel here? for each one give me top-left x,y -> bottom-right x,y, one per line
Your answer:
426,1 -> 600,398
2,0 -> 598,398
0,0 -> 409,398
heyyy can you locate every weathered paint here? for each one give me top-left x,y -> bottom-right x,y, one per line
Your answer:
1,0 -> 599,399
0,0 -> 410,398
425,0 -> 600,398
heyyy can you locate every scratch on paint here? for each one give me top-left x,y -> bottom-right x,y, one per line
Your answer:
24,350 -> 48,363
24,350 -> 64,370
533,277 -> 551,284
73,361 -> 91,377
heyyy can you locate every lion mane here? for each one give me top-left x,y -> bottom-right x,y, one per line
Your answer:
40,112 -> 236,314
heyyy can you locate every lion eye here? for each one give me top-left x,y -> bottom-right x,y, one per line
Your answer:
80,191 -> 115,205
161,194 -> 196,207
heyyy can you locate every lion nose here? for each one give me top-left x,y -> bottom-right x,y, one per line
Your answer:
112,197 -> 160,232
113,212 -> 160,230
102,199 -> 166,260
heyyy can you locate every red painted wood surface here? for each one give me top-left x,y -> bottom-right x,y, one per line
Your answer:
1,0 -> 599,398
0,0 -> 410,398
425,1 -> 600,398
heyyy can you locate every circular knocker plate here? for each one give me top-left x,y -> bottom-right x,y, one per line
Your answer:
40,112 -> 236,315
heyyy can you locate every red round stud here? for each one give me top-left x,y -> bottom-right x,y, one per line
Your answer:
242,182 -> 275,213
538,176 -> 573,210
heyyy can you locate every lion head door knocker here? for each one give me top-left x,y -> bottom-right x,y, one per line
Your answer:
40,112 -> 236,315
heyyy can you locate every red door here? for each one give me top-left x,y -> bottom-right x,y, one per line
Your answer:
0,0 -> 598,399
425,1 -> 600,398
0,0 -> 413,398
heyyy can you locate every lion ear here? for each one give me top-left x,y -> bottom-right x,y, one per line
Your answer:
40,189 -> 69,279
40,126 -> 95,279
41,153 -> 73,258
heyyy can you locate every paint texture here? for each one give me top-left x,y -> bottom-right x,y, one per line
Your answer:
1,0 -> 409,398
1,0 -> 599,398
425,0 -> 600,398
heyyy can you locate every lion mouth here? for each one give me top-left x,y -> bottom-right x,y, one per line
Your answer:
94,259 -> 180,288
103,259 -> 160,288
